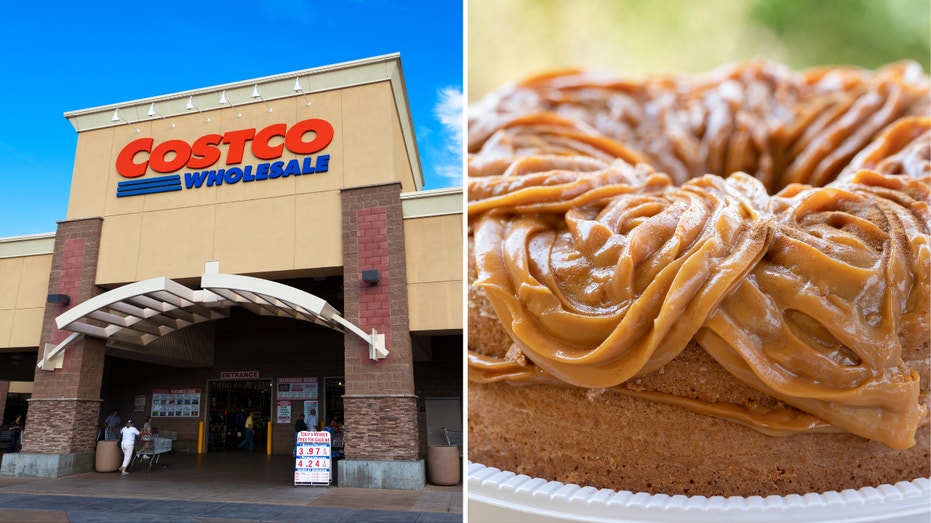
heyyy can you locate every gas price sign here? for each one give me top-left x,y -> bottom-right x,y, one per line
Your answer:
294,431 -> 331,486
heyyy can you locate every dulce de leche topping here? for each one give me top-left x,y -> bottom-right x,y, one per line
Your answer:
468,61 -> 931,450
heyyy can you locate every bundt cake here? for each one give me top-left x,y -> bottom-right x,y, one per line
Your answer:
467,60 -> 930,497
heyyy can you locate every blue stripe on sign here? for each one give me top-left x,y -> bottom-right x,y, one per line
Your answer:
117,174 -> 181,187
117,185 -> 183,197
116,175 -> 182,197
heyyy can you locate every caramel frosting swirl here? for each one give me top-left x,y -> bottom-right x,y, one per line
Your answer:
473,167 -> 773,388
468,60 -> 931,450
469,60 -> 929,193
697,171 -> 930,449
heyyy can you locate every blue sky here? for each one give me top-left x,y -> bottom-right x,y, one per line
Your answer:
0,0 -> 463,238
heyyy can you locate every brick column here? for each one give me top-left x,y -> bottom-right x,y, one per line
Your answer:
339,183 -> 422,488
3,218 -> 106,477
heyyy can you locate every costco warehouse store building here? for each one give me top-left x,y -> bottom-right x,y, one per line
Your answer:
0,54 -> 463,489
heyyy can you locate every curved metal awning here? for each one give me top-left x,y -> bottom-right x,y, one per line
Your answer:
39,262 -> 387,370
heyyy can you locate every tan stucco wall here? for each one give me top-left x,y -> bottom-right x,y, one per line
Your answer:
0,209 -> 468,347
54,56 -> 462,334
404,213 -> 463,333
0,254 -> 52,348
66,80 -> 414,286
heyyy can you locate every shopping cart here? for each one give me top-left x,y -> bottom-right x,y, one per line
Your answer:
443,427 -> 463,457
331,430 -> 345,459
130,434 -> 171,472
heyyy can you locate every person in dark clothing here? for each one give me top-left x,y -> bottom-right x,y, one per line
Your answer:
293,414 -> 308,457
104,410 -> 121,440
295,414 -> 309,433
6,415 -> 23,452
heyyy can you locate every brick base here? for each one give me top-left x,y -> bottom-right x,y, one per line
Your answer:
25,399 -> 102,454
343,395 -> 418,461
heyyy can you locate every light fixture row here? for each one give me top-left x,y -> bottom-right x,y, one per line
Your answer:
110,77 -> 313,130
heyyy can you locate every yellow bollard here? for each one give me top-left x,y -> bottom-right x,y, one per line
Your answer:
198,421 -> 204,454
266,421 -> 272,454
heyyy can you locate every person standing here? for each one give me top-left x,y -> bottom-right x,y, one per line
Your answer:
139,416 -> 154,454
6,415 -> 23,453
104,410 -> 121,440
293,414 -> 308,457
324,418 -> 344,457
119,419 -> 140,476
233,408 -> 246,445
234,409 -> 246,432
237,412 -> 254,451
307,408 -> 318,432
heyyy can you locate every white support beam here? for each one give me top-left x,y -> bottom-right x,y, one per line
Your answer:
44,263 -> 390,370
38,332 -> 80,370
201,269 -> 389,361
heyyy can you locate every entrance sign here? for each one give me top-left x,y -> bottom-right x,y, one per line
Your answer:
294,431 -> 331,486
221,371 -> 259,379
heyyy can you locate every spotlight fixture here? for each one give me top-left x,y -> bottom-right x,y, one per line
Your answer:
47,293 -> 70,306
185,96 -> 211,122
110,108 -> 140,133
218,90 -> 242,118
251,84 -> 273,112
361,269 -> 380,285
292,77 -> 312,107
146,103 -> 175,128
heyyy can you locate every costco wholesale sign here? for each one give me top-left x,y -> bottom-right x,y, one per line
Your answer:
114,118 -> 334,197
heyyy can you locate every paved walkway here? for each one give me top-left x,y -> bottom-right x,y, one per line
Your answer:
0,451 -> 462,522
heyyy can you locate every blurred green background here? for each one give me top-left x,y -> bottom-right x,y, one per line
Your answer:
468,0 -> 931,100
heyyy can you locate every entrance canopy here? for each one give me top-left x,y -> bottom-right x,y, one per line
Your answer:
39,261 -> 387,370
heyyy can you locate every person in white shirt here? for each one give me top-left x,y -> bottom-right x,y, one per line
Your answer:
119,419 -> 140,475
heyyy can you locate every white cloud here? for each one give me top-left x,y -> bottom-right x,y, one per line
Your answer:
430,86 -> 464,186
435,86 -> 464,150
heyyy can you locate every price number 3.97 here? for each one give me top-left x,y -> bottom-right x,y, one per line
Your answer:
297,445 -> 328,457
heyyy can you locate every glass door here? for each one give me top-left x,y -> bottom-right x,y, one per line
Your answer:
207,379 -> 272,451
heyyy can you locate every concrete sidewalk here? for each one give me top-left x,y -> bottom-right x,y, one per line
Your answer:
0,451 -> 462,522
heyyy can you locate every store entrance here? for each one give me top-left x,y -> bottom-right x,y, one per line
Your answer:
323,377 -> 345,429
206,379 -> 272,452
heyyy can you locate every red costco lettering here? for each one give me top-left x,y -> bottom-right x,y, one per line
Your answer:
221,128 -> 255,165
116,118 -> 334,178
188,134 -> 223,169
115,138 -> 154,178
253,123 -> 287,160
285,119 -> 334,155
149,139 -> 191,173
